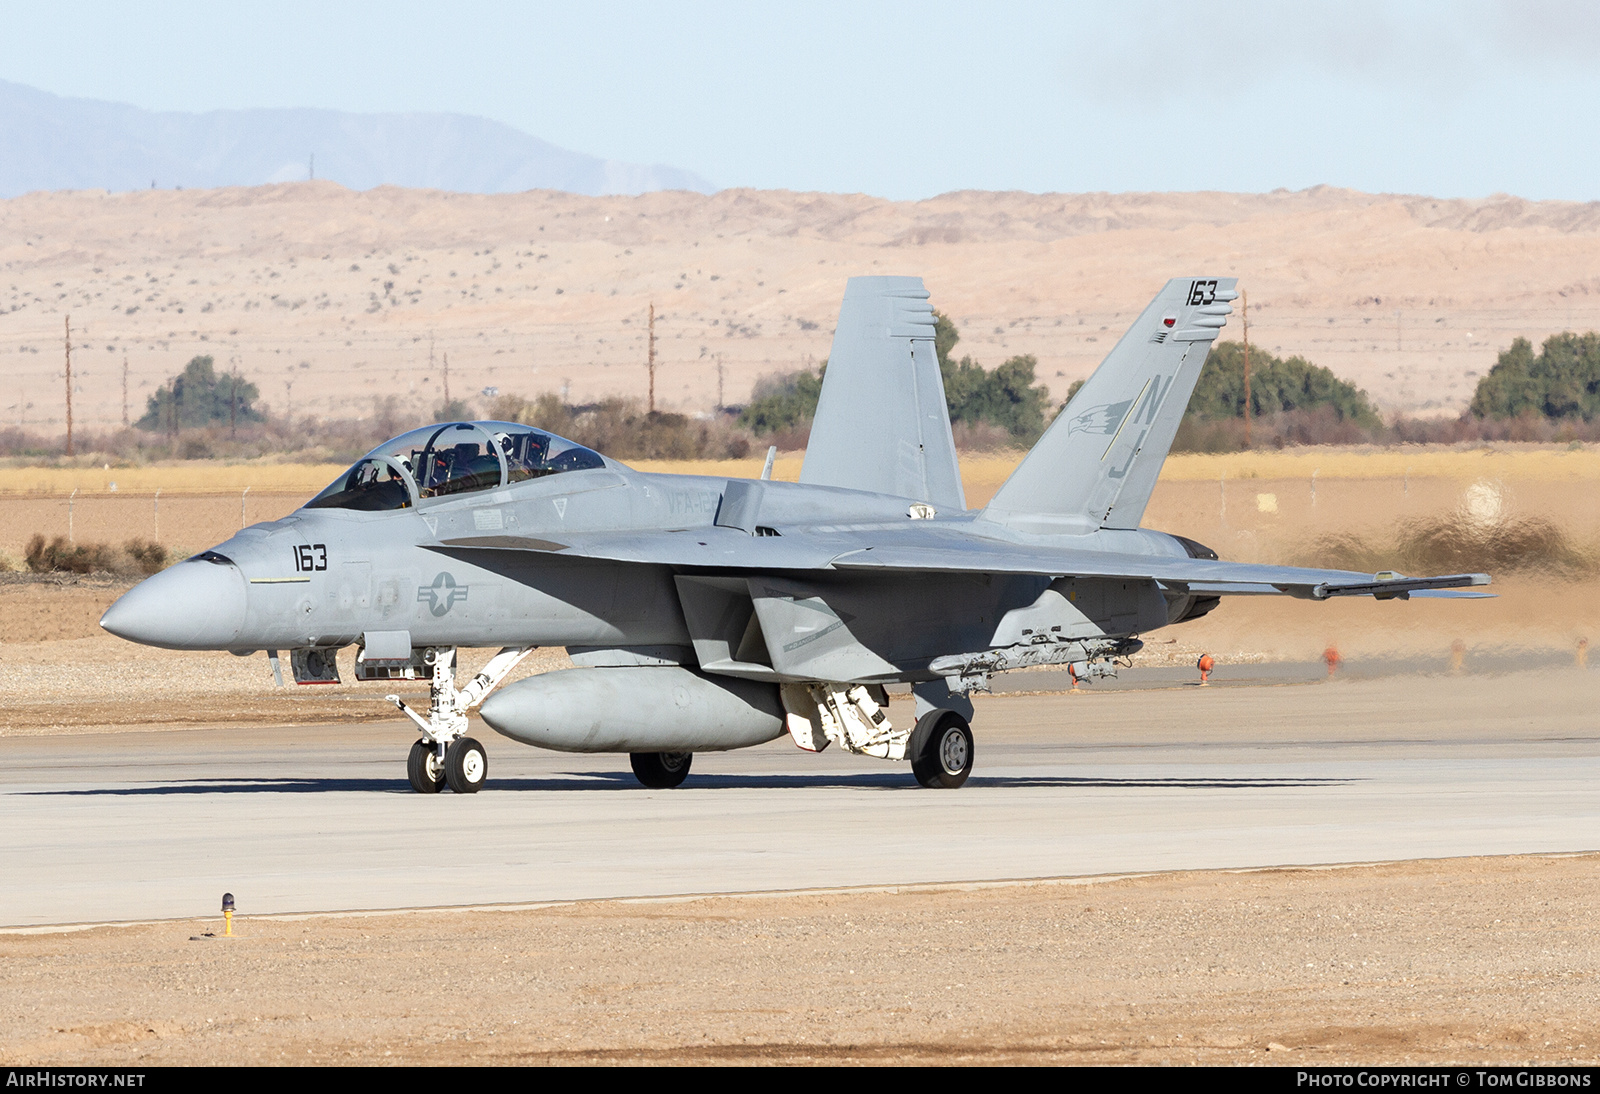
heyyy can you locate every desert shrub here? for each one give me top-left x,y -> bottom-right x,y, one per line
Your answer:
949,420 -> 1024,452
493,394 -> 752,460
24,534 -> 120,574
1396,514 -> 1591,577
762,421 -> 813,452
123,539 -> 168,575
20,535 -> 171,575
1299,532 -> 1398,574
1299,514 -> 1594,577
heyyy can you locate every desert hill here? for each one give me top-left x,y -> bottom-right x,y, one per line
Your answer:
3,182 -> 1599,431
0,79 -> 715,198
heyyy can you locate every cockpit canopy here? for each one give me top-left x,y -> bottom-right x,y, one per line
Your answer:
305,421 -> 605,512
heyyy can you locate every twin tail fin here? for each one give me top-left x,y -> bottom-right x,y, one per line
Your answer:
982,277 -> 1238,534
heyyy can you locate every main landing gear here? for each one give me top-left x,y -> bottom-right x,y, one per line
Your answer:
630,751 -> 693,789
390,646 -> 531,794
908,708 -> 974,789
781,680 -> 976,788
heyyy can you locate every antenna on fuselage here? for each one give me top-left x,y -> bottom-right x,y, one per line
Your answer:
760,445 -> 776,481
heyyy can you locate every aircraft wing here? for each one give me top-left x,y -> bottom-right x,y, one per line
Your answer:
436,529 -> 1489,600
828,544 -> 1490,599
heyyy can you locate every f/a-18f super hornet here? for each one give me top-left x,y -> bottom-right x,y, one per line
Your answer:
101,276 -> 1490,793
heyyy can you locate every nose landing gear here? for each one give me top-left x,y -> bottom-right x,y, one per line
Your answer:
389,646 -> 531,794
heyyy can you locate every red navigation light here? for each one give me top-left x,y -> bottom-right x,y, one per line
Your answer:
1162,315 -> 1177,327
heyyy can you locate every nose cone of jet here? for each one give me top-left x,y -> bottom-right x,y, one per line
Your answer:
100,557 -> 249,650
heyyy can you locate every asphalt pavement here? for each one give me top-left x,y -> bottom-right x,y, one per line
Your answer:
3,663 -> 1597,927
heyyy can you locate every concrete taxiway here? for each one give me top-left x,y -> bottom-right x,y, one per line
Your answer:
2,666 -> 1597,928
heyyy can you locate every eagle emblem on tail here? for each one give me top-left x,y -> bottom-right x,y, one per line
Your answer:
1066,399 -> 1132,437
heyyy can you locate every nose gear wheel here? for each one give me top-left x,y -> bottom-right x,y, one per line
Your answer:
444,737 -> 488,794
407,739 -> 445,794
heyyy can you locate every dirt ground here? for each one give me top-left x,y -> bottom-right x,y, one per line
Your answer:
3,855 -> 1597,1066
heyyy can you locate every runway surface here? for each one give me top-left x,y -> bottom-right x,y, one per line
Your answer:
4,666 -> 1598,927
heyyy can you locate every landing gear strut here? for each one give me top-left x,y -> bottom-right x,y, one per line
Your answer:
389,646 -> 532,794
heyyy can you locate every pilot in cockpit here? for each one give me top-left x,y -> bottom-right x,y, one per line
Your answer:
498,430 -> 551,483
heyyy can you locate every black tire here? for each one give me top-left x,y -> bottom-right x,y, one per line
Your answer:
630,751 -> 693,789
909,710 -> 974,789
407,739 -> 445,794
444,737 -> 488,794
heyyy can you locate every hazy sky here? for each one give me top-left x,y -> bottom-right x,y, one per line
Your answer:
3,0 -> 1599,200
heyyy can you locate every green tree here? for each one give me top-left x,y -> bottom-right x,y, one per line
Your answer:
1470,332 -> 1600,420
738,365 -> 827,435
934,309 -> 960,368
934,310 -> 1050,442
737,310 -> 1050,443
434,398 -> 476,422
136,356 -> 262,430
1188,342 -> 1381,428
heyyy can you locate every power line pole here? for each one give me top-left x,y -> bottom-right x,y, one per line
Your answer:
716,354 -> 724,412
443,352 -> 451,408
121,355 -> 129,427
647,303 -> 656,415
63,315 -> 74,457
1241,291 -> 1252,450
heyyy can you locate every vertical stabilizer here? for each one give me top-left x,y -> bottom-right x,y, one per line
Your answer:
799,277 -> 966,512
983,277 -> 1237,534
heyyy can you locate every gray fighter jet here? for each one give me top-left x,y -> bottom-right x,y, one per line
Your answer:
101,276 -> 1489,793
